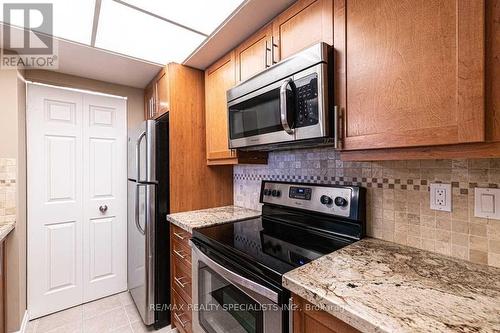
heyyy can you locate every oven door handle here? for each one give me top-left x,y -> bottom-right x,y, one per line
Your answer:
191,242 -> 279,303
280,78 -> 295,135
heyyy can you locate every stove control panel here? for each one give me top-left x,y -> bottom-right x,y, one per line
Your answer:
261,181 -> 360,218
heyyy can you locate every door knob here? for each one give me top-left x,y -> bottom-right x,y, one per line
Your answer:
99,205 -> 108,213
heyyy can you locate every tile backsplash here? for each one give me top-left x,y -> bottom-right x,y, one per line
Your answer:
234,148 -> 500,268
0,158 -> 16,223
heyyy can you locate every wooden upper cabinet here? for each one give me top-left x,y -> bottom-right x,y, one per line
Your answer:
235,23 -> 273,82
486,0 -> 500,142
335,0 -> 485,150
144,68 -> 170,120
205,52 -> 268,165
205,52 -> 237,163
234,0 -> 334,82
144,82 -> 155,120
156,70 -> 170,117
273,0 -> 333,62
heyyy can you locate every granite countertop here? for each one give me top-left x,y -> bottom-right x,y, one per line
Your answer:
167,205 -> 261,233
283,238 -> 500,333
0,221 -> 15,242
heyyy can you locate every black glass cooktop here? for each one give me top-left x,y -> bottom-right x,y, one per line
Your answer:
192,209 -> 358,285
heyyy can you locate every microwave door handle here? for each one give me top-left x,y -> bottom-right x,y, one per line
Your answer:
280,78 -> 294,135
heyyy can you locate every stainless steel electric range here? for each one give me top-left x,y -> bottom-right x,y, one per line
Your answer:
190,181 -> 366,333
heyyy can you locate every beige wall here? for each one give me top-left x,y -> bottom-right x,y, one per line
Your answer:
0,68 -> 27,333
0,69 -> 144,332
0,70 -> 21,157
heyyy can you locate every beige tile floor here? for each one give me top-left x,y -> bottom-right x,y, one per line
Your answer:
25,291 -> 175,333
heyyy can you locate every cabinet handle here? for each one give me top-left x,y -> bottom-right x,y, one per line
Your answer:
174,276 -> 188,288
174,249 -> 187,259
150,98 -> 154,119
174,312 -> 189,328
271,36 -> 278,64
173,232 -> 186,240
265,40 -> 271,68
334,105 -> 344,150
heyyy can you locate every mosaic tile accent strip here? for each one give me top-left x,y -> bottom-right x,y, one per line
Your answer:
234,148 -> 500,268
234,174 -> 498,194
0,158 -> 16,224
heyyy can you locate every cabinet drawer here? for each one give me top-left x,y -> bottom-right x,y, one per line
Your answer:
172,253 -> 192,303
171,224 -> 192,266
172,237 -> 192,266
171,225 -> 191,247
172,289 -> 192,333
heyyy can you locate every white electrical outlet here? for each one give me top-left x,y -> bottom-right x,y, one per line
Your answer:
430,183 -> 452,212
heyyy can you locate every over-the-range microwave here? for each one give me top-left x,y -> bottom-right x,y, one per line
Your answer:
227,42 -> 341,151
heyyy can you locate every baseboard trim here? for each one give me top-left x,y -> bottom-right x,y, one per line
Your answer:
16,310 -> 29,333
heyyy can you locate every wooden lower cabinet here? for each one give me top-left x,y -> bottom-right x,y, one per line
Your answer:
293,294 -> 360,333
172,289 -> 192,333
170,224 -> 193,333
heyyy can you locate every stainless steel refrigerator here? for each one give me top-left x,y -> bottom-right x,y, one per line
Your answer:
127,116 -> 170,328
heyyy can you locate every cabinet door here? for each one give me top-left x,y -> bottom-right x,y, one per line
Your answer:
273,0 -> 333,61
205,52 -> 236,163
170,225 -> 193,333
156,70 -> 170,118
293,294 -> 360,333
235,23 -> 273,82
335,0 -> 485,150
144,84 -> 155,120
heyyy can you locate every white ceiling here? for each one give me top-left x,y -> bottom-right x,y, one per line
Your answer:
0,23 -> 162,88
0,0 -> 246,65
184,0 -> 296,69
0,0 -> 296,88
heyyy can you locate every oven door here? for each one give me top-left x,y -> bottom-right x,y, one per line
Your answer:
228,63 -> 329,149
191,243 -> 283,333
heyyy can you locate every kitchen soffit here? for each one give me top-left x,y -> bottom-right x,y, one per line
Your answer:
0,0 -> 246,65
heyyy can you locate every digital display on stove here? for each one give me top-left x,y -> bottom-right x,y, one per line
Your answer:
289,186 -> 312,200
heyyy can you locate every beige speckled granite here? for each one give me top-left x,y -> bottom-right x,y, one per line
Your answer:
0,221 -> 15,242
283,238 -> 500,333
167,205 -> 261,233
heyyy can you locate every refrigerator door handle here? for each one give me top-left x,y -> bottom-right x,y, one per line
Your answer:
135,131 -> 146,182
145,184 -> 156,325
135,184 -> 146,235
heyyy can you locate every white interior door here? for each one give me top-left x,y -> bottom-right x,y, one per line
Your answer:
27,84 -> 84,318
27,83 -> 127,319
82,93 -> 127,302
